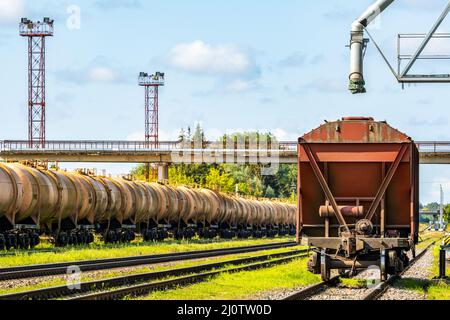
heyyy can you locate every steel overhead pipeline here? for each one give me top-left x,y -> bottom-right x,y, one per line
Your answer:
349,0 -> 395,94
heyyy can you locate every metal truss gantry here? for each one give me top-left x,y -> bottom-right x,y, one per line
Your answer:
20,18 -> 54,149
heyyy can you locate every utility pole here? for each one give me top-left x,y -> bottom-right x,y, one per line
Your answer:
440,184 -> 445,231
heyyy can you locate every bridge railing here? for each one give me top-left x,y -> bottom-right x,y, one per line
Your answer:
0,140 -> 298,152
0,140 -> 448,153
416,142 -> 450,153
0,140 -> 182,152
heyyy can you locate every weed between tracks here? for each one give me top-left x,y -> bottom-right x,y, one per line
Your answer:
392,278 -> 450,300
338,278 -> 367,289
0,246 -> 304,296
0,237 -> 295,268
136,257 -> 320,300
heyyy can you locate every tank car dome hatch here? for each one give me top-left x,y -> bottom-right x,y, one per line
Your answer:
299,117 -> 413,144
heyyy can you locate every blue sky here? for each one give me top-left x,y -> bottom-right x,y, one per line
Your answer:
1,0 -> 450,203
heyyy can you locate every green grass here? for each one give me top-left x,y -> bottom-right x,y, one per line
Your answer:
139,257 -> 320,300
0,246 -> 305,296
338,278 -> 367,288
0,237 -> 295,268
395,278 -> 430,294
427,282 -> 450,300
392,279 -> 450,300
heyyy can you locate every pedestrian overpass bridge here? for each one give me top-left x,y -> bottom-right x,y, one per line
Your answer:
0,140 -> 449,165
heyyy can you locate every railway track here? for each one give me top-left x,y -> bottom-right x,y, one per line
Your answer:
0,249 -> 308,300
282,242 -> 437,301
363,242 -> 436,300
0,241 -> 297,281
0,249 -> 60,257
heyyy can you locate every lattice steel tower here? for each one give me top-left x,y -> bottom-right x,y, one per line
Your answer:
138,72 -> 165,148
20,18 -> 54,148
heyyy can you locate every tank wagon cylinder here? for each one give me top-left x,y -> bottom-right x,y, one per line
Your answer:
79,175 -> 109,224
66,173 -> 96,225
0,163 -> 298,249
109,178 -> 135,224
45,170 -> 80,226
0,164 -> 37,226
200,189 -> 223,226
175,187 -> 198,224
164,185 -> 182,223
96,178 -> 122,224
129,181 -> 151,224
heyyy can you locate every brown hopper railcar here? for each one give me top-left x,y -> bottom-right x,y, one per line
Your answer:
297,117 -> 419,281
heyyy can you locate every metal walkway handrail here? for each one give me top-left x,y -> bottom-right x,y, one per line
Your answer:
0,140 -> 449,153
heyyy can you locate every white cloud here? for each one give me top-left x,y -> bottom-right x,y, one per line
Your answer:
224,80 -> 255,93
168,40 -> 251,75
127,127 -> 299,143
0,0 -> 24,23
88,67 -> 117,82
271,128 -> 299,141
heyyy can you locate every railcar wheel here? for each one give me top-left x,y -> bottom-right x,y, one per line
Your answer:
30,233 -> 40,248
6,234 -> 18,250
56,233 -> 68,247
18,234 -> 30,249
0,234 -> 5,250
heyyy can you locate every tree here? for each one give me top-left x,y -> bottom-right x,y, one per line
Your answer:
130,165 -> 147,181
178,128 -> 186,142
265,186 -> 275,198
130,126 -> 296,200
169,166 -> 195,186
444,204 -> 450,222
205,168 -> 235,193
425,202 -> 440,212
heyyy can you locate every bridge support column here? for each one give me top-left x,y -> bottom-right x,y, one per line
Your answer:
158,163 -> 170,182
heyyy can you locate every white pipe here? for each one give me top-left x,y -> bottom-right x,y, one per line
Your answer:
352,0 -> 395,32
349,0 -> 395,94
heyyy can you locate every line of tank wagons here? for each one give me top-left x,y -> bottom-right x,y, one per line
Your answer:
0,163 -> 296,249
